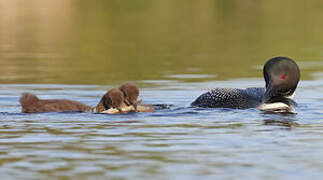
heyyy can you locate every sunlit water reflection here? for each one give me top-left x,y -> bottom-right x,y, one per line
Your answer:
0,79 -> 323,179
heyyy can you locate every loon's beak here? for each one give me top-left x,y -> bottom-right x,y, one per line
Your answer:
263,85 -> 275,103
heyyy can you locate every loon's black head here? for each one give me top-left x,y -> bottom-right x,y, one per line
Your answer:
262,57 -> 300,103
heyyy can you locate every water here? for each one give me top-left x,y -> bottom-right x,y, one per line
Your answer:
1,0 -> 323,179
1,0 -> 323,84
0,80 -> 323,179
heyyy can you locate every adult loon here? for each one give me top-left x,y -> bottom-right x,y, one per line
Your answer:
191,57 -> 300,112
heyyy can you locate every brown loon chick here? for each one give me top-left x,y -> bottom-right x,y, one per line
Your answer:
119,82 -> 139,111
94,88 -> 126,113
20,93 -> 93,113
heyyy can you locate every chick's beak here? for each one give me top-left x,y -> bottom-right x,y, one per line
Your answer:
117,107 -> 123,113
132,100 -> 138,111
124,99 -> 130,106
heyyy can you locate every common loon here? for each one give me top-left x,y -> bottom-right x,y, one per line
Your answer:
20,89 -> 129,113
20,82 -> 153,113
20,93 -> 93,113
119,82 -> 140,111
95,88 -> 127,113
191,57 -> 300,112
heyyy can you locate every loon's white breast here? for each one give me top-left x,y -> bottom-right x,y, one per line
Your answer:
258,93 -> 296,113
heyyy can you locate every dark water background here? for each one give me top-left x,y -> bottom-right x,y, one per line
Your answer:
1,0 -> 323,179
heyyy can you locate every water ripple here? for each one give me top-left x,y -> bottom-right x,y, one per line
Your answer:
0,82 -> 323,179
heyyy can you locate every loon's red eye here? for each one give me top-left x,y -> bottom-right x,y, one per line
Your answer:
281,74 -> 287,79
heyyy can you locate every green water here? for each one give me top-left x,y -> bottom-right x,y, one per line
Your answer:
1,0 -> 323,85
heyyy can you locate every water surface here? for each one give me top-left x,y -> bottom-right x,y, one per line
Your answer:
1,0 -> 323,179
1,80 -> 323,179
